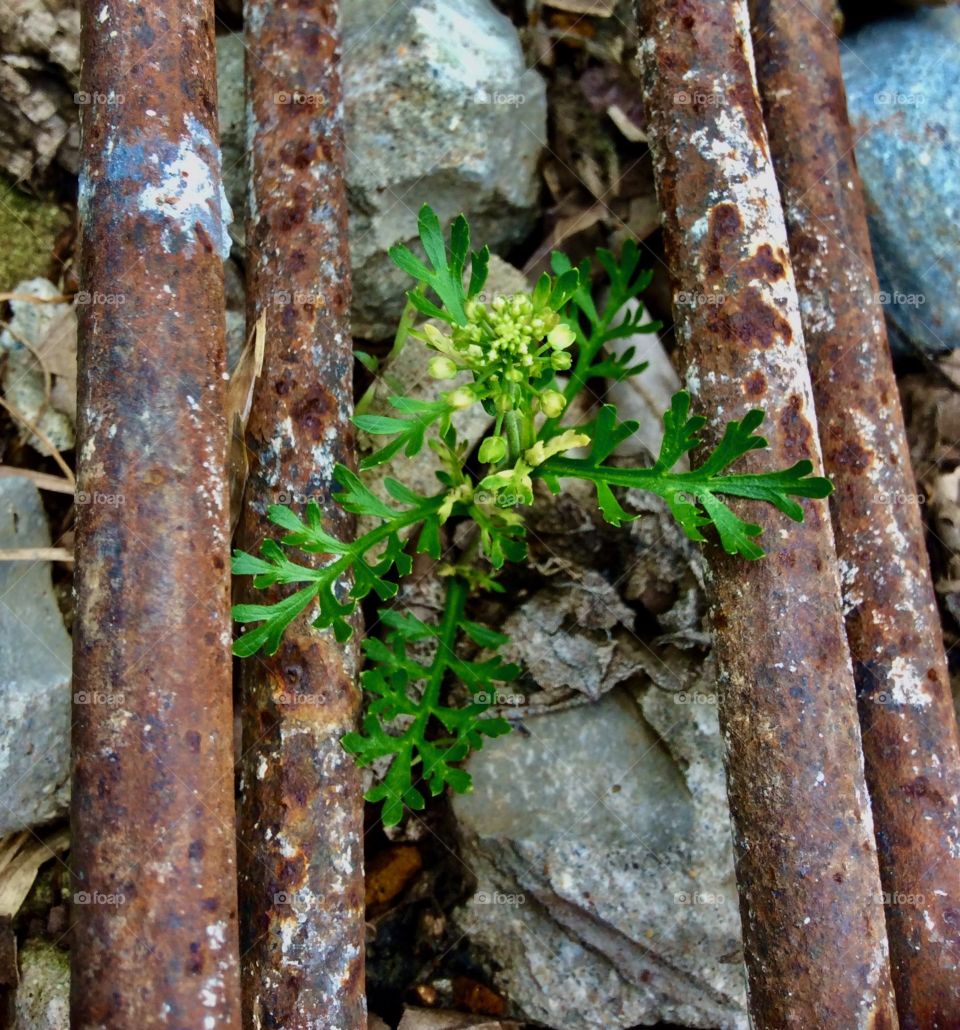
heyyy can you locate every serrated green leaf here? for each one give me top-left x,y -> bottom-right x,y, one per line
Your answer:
538,392 -> 832,559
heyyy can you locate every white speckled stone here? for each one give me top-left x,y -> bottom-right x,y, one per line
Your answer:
453,687 -> 748,1029
218,0 -> 545,339
14,940 -> 69,1029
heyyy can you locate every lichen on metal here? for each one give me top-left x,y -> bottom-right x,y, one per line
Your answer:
71,0 -> 242,1026
637,1 -> 898,1025
751,1 -> 960,1023
236,0 -> 366,1026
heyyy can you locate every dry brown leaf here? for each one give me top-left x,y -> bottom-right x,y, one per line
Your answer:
542,0 -> 616,14
0,828 -> 69,918
33,305 -> 77,421
397,1009 -> 519,1030
364,844 -> 423,913
451,976 -> 506,1017
227,313 -> 265,530
0,466 -> 74,494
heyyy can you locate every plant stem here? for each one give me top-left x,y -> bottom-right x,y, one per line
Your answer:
355,297 -> 418,416
424,577 -> 467,711
504,410 -> 522,464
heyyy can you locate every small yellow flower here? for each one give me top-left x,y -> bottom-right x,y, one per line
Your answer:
428,356 -> 458,380
547,324 -> 576,350
438,482 -> 473,523
540,389 -> 567,418
447,387 -> 475,410
524,430 -> 590,467
479,436 -> 507,464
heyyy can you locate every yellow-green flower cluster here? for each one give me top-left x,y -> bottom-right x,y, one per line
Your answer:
420,292 -> 576,404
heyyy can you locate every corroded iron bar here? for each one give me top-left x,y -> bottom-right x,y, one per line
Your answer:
751,2 -> 960,1021
71,1 -> 242,1026
236,1 -> 365,1026
637,2 -> 898,1025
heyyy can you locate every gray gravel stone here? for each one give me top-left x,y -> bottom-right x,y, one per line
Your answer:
218,0 -> 546,339
842,9 -> 960,352
0,478 -> 71,837
453,687 -> 747,1029
14,940 -> 69,1029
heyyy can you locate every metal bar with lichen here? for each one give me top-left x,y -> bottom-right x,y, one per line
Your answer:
751,1 -> 960,1021
71,0 -> 242,1026
235,0 -> 366,1026
636,2 -> 899,1025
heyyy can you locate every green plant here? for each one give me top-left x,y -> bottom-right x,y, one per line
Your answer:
232,205 -> 831,826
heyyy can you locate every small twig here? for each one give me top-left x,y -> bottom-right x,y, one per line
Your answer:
0,466 -> 75,494
0,292 -> 72,305
0,395 -> 75,485
0,547 -> 73,562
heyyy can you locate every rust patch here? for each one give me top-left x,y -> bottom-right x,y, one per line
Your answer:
705,287 -> 793,350
744,370 -> 767,397
743,243 -> 787,281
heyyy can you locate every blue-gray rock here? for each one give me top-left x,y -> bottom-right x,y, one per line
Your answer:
0,478 -> 71,836
842,9 -> 960,352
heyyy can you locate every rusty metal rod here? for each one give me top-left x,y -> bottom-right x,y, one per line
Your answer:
751,2 -> 960,1022
236,1 -> 366,1026
637,2 -> 899,1025
71,0 -> 242,1026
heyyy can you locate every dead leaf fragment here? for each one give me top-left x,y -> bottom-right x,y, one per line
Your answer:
365,844 -> 423,913
397,1008 -> 519,1030
0,828 -> 70,918
451,976 -> 506,1017
543,0 -> 615,14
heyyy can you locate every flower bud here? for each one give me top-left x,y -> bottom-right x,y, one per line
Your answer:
422,323 -> 450,349
547,324 -> 576,351
447,387 -> 475,410
479,436 -> 507,464
540,389 -> 567,418
551,351 -> 572,371
428,356 -> 458,380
